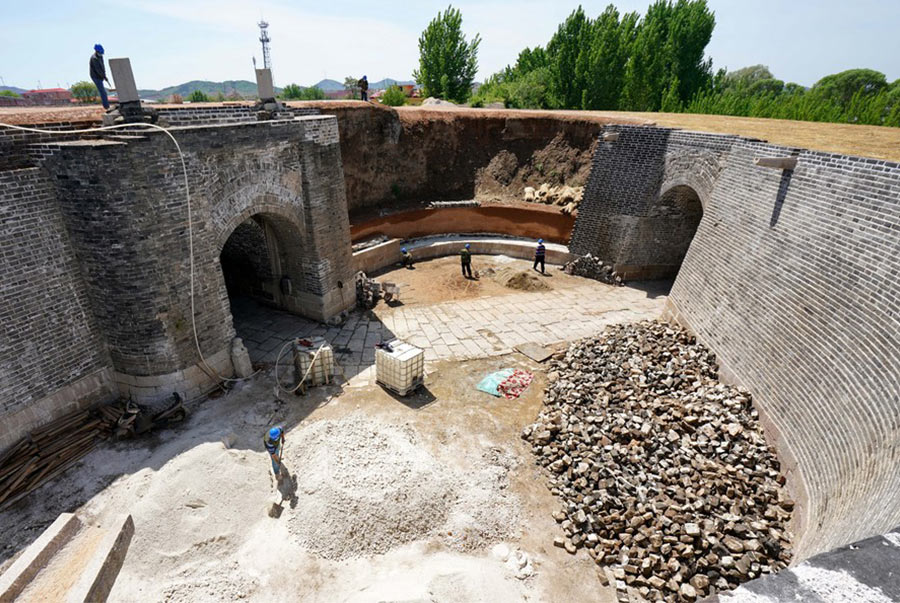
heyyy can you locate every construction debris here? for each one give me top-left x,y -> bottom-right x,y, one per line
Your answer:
522,321 -> 793,601
524,184 -> 584,214
563,254 -> 624,286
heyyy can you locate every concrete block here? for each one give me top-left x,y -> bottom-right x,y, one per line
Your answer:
0,513 -> 81,603
66,514 -> 134,603
108,58 -> 140,103
255,69 -> 275,100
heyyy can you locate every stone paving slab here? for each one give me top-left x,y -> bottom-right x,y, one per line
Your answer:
230,282 -> 667,382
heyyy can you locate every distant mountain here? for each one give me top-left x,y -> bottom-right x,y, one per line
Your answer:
370,78 -> 416,90
311,79 -> 345,92
137,80 -> 282,100
0,85 -> 27,95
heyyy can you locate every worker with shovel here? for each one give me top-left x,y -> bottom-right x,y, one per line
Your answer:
460,243 -> 473,278
264,426 -> 285,482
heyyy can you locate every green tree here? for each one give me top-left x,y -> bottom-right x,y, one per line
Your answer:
280,83 -> 304,100
546,7 -> 591,109
187,90 -> 210,102
343,76 -> 361,100
381,85 -> 407,106
812,69 -> 888,105
298,87 -> 326,100
70,81 -> 98,103
621,0 -> 714,111
660,76 -> 682,112
212,91 -> 226,102
413,5 -> 481,103
0,90 -> 20,98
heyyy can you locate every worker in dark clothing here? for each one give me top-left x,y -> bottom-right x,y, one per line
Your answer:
400,247 -> 414,269
460,243 -> 473,278
89,44 -> 110,110
264,426 -> 285,481
358,75 -> 369,101
533,238 -> 546,274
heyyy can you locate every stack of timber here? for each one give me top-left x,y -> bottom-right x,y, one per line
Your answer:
0,402 -> 133,511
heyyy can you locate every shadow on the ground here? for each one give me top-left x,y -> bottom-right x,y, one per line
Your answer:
625,278 -> 674,300
382,385 -> 437,410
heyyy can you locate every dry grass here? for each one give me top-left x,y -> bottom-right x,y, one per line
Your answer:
593,111 -> 900,163
3,102 -> 898,162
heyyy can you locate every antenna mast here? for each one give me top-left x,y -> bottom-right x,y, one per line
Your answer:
258,20 -> 272,78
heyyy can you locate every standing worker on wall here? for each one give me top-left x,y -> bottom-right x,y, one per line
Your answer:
533,238 -> 546,274
89,44 -> 110,110
358,75 -> 369,101
264,426 -> 285,482
460,243 -> 473,279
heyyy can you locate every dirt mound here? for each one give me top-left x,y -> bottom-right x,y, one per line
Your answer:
475,132 -> 596,204
485,267 -> 551,292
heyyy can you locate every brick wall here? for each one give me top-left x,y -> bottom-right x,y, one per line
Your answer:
0,168 -> 114,448
155,105 -> 319,127
574,125 -> 900,560
32,115 -> 354,402
0,121 -> 100,170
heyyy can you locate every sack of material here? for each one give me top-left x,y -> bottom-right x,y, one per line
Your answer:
476,369 -> 516,397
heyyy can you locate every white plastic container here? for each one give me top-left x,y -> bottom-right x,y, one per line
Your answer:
293,337 -> 334,387
375,340 -> 424,396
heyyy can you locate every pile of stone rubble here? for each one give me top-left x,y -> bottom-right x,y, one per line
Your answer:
524,184 -> 583,215
563,254 -> 623,286
522,321 -> 793,601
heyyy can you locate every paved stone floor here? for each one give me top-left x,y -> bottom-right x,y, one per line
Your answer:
230,279 -> 669,384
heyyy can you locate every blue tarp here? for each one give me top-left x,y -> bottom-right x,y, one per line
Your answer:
476,369 -> 516,397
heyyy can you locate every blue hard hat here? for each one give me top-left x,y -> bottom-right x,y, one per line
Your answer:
401,247 -> 407,253
268,426 -> 282,440
94,44 -> 104,54
465,243 -> 471,248
363,75 -> 367,79
538,238 -> 544,244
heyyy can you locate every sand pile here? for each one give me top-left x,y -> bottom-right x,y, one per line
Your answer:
484,267 -> 551,292
285,416 -> 519,560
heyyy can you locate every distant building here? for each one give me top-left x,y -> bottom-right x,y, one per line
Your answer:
23,88 -> 72,106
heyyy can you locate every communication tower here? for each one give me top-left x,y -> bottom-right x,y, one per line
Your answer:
258,21 -> 272,75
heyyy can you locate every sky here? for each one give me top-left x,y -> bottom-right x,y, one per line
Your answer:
1,0 -> 898,91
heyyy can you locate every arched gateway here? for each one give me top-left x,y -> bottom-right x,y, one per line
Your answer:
42,116 -> 355,404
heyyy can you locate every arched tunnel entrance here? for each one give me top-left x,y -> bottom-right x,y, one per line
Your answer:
220,217 -> 276,304
219,213 -> 315,363
647,184 -> 704,280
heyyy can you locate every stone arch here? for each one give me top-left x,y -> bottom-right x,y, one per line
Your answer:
217,208 -> 315,320
642,183 -> 704,279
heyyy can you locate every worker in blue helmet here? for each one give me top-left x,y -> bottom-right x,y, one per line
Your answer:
533,238 -> 546,274
358,75 -> 369,101
400,246 -> 414,269
89,44 -> 110,110
263,426 -> 285,480
460,243 -> 473,279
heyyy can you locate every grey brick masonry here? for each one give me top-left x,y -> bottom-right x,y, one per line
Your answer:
573,124 -> 900,560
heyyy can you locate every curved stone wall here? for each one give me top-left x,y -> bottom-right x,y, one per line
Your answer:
573,125 -> 900,560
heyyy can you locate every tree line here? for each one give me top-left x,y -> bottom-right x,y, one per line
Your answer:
415,1 -> 899,127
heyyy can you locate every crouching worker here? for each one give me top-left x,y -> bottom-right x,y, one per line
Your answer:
264,426 -> 285,481
401,247 -> 414,269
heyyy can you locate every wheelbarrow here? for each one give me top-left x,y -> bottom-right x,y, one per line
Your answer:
382,282 -> 400,303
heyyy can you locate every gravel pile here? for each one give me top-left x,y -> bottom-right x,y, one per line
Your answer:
522,321 -> 793,601
563,254 -> 623,286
